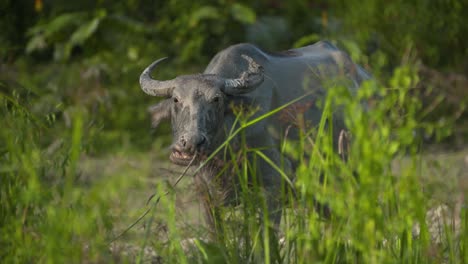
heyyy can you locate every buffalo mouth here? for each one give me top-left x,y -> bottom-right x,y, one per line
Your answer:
169,150 -> 197,166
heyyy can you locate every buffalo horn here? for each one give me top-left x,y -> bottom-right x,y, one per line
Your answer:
222,55 -> 264,95
139,57 -> 176,97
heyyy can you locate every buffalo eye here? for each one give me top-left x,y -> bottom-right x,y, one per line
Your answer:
211,96 -> 221,103
173,97 -> 179,103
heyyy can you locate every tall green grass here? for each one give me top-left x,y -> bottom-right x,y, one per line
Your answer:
1,62 -> 465,263
0,90 -> 121,262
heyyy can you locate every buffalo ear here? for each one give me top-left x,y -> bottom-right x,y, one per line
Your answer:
148,99 -> 172,128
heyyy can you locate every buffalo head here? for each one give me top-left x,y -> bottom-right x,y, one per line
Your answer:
140,55 -> 264,166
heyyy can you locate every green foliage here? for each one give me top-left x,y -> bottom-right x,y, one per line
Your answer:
0,92 -> 114,262
332,0 -> 468,69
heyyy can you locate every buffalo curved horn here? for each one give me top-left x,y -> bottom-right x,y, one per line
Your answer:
222,55 -> 264,95
139,57 -> 176,97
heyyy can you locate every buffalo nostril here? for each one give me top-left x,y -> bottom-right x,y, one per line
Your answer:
180,137 -> 187,147
196,136 -> 206,148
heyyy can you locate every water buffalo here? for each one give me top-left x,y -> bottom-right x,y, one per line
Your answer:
140,41 -> 370,230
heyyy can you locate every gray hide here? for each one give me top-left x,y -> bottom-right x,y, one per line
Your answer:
141,41 -> 371,230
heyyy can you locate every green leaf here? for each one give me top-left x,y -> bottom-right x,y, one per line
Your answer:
340,39 -> 363,62
109,14 -> 150,34
189,6 -> 220,27
26,12 -> 87,54
294,34 -> 321,48
53,42 -> 72,61
230,3 -> 256,24
26,35 -> 47,54
69,17 -> 101,46
28,12 -> 85,38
